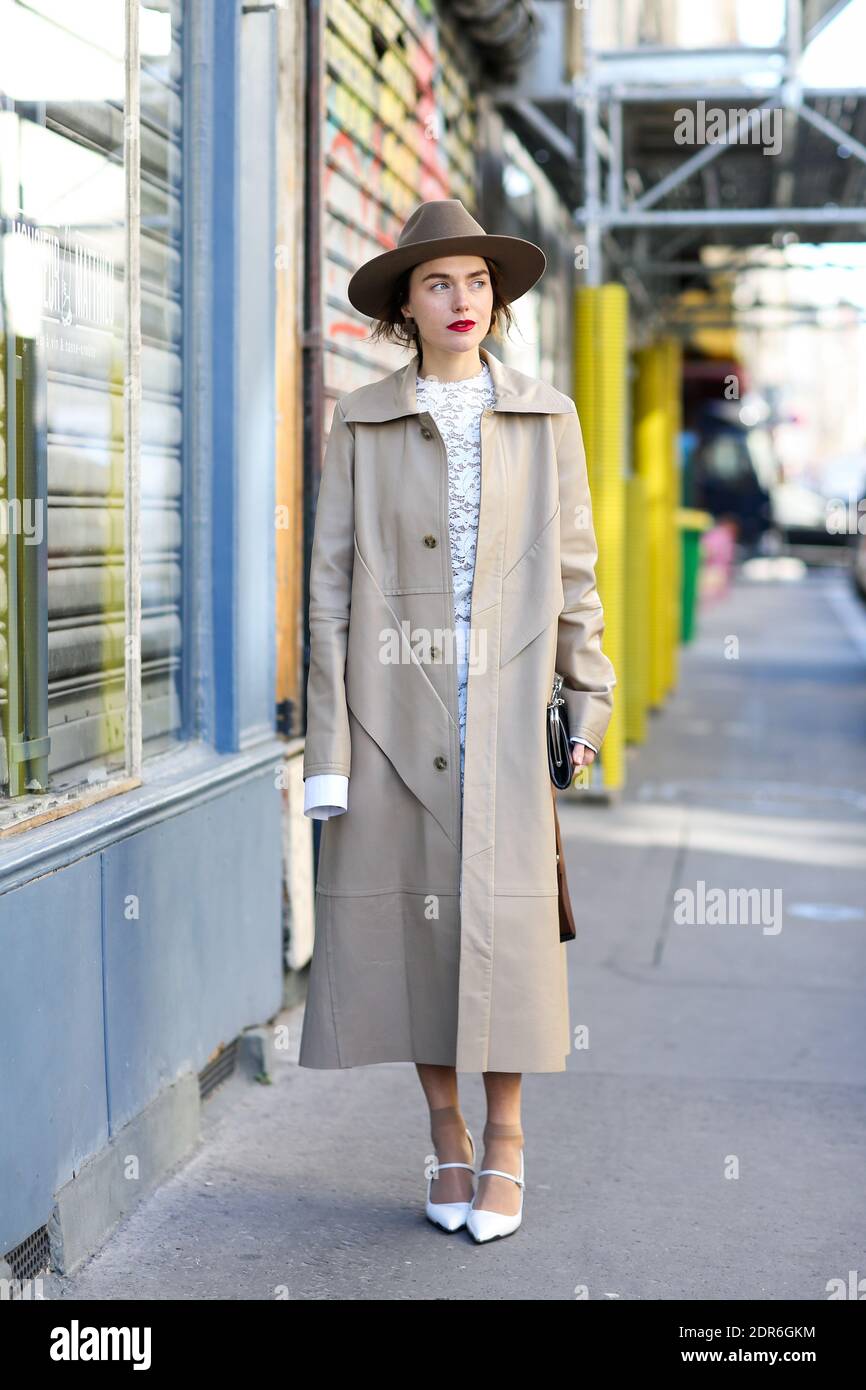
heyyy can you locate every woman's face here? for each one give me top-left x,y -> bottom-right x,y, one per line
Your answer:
401,255 -> 494,358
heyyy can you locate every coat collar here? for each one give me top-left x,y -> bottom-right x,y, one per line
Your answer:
339,345 -> 574,423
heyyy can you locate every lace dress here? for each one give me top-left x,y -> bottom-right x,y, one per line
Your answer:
415,360 -> 497,797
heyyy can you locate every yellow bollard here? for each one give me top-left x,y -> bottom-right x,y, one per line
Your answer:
633,337 -> 685,718
625,471 -> 649,744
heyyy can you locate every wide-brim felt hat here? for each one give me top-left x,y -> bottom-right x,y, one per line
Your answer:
347,198 -> 547,321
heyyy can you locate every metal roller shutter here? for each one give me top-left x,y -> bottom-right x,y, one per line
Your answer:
2,1 -> 185,790
136,0 -> 184,760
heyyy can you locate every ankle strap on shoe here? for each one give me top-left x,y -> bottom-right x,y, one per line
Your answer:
477,1166 -> 525,1188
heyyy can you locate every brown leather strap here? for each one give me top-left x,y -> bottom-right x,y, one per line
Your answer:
552,785 -> 577,941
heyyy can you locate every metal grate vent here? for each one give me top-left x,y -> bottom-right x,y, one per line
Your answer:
3,1224 -> 51,1283
198,1038 -> 238,1100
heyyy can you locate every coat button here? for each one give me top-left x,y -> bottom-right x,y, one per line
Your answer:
420,426 -> 433,440
423,534 -> 437,547
434,755 -> 447,769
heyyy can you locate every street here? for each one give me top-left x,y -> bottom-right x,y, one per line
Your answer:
46,563 -> 866,1301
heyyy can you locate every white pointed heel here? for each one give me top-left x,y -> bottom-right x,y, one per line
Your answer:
466,1148 -> 525,1243
424,1127 -> 476,1231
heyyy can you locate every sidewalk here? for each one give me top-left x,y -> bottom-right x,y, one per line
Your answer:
46,564 -> 866,1301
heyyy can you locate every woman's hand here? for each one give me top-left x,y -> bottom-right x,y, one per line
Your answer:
571,743 -> 596,769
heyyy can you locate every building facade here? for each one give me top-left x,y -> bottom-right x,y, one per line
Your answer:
0,0 -> 284,1276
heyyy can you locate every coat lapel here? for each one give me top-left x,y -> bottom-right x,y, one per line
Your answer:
340,346 -> 575,422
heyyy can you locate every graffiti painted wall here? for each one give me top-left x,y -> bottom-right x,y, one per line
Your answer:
322,0 -> 482,404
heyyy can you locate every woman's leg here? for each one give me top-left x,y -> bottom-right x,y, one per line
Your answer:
474,1071 -> 524,1216
416,1063 -> 475,1204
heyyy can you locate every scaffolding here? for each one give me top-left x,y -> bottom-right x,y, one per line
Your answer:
494,0 -> 866,328
487,0 -> 866,790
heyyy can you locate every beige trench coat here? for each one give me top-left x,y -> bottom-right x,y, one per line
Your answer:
298,345 -> 616,1073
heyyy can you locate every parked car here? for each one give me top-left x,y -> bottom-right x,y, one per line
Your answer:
852,524 -> 866,598
770,478 -> 839,546
848,483 -> 866,599
772,450 -> 866,550
689,419 -> 773,551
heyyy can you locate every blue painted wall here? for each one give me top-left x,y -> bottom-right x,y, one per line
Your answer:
0,0 -> 286,1258
0,771 -> 282,1255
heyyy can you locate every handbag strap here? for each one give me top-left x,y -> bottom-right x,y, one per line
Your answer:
552,783 -> 577,941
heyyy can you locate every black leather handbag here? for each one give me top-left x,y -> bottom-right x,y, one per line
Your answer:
547,673 -> 573,790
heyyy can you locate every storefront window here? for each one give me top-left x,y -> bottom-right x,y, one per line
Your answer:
0,0 -> 183,817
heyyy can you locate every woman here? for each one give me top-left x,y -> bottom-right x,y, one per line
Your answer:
299,199 -> 616,1243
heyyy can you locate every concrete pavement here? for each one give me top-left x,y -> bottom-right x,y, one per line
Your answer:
46,562 -> 866,1300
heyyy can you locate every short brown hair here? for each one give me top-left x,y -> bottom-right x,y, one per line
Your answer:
367,256 -> 515,358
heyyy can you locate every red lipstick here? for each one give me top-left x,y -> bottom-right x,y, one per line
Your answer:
448,320 -> 475,332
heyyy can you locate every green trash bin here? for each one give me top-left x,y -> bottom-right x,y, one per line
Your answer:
677,507 -> 714,643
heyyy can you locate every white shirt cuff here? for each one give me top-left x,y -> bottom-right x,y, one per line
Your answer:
569,736 -> 599,755
304,774 -> 349,819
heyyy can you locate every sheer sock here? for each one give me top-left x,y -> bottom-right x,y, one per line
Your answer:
428,1103 -> 474,1205
474,1119 -> 524,1216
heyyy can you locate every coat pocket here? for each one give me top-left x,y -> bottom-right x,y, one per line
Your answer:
500,506 -> 565,668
